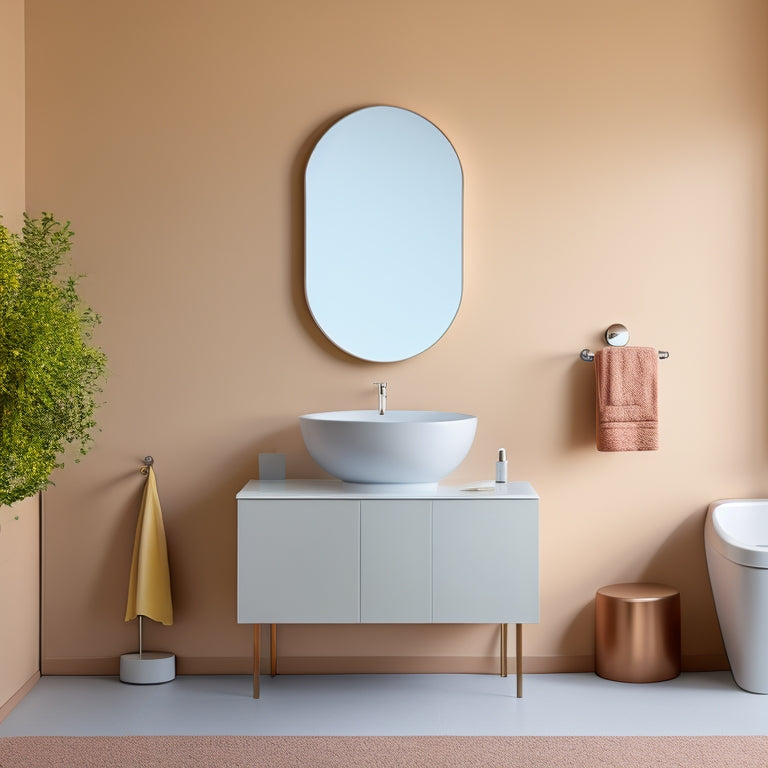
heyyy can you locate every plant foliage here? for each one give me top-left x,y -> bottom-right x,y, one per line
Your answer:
0,213 -> 107,506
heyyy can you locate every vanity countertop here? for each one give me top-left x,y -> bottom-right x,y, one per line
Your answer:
237,478 -> 538,500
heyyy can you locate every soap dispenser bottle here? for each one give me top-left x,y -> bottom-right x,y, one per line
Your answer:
496,448 -> 508,483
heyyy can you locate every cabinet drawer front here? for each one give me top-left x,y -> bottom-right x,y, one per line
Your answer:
238,500 -> 360,623
432,499 -> 539,623
361,500 -> 432,622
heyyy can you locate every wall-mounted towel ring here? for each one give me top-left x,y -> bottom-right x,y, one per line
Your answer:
580,324 -> 669,362
139,455 -> 154,475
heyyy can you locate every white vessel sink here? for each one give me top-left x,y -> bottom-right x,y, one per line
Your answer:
299,410 -> 477,489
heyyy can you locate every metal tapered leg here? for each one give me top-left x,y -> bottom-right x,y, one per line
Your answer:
500,623 -> 508,677
253,624 -> 260,698
516,623 -> 523,698
270,624 -> 277,676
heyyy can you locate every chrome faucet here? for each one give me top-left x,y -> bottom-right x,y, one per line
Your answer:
374,382 -> 387,415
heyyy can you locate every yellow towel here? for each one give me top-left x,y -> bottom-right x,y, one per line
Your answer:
124,466 -> 173,625
594,346 -> 659,452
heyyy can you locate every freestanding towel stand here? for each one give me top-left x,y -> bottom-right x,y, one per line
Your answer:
120,456 -> 176,685
119,615 -> 176,684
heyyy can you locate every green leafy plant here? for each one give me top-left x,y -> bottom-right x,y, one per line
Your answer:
0,213 -> 107,506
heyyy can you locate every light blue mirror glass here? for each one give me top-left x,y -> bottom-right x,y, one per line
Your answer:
305,106 -> 463,362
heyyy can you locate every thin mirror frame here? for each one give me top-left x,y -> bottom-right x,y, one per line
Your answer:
305,105 -> 464,362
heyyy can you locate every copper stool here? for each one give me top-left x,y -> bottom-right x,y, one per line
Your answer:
595,583 -> 681,683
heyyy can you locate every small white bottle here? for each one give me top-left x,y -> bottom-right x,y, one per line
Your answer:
495,448 -> 508,483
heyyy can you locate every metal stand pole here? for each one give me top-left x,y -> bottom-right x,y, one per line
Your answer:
120,613 -> 175,684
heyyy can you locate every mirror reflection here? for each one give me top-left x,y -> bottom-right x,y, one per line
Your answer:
305,106 -> 463,362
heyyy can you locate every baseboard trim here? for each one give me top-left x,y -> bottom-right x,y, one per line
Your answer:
42,657 -> 254,676
40,653 -> 730,677
43,657 -> 120,676
525,656 -> 594,674
0,671 -> 40,723
176,657 -> 254,675
681,654 -> 730,672
272,656 -> 512,675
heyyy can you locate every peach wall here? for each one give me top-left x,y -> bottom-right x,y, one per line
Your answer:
0,0 -> 40,716
0,498 -> 39,716
0,0 -> 25,230
25,0 -> 767,674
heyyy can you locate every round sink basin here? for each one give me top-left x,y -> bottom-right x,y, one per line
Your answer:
299,410 -> 477,488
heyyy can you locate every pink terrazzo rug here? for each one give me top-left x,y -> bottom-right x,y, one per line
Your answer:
1,735 -> 767,768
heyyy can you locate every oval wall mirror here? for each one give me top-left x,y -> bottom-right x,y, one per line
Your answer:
305,106 -> 463,362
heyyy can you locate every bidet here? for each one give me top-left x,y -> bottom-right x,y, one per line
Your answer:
705,499 -> 768,693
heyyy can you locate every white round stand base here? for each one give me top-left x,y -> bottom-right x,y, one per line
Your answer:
119,652 -> 175,684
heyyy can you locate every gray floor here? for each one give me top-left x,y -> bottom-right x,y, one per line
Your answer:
1,672 -> 767,736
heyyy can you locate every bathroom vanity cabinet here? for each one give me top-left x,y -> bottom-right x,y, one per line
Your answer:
237,480 -> 539,697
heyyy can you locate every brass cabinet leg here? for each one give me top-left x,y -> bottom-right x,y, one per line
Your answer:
270,624 -> 277,677
253,624 -> 260,699
516,623 -> 523,698
500,623 -> 508,677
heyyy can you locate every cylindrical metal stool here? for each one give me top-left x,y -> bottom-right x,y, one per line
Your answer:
595,583 -> 681,683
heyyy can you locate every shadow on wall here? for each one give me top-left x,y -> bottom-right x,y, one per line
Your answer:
568,358 -> 597,448
639,507 -> 727,669
92,471 -> 150,624
555,508 -> 727,672
556,601 -> 596,672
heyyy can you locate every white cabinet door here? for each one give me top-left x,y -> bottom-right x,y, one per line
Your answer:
432,499 -> 539,623
361,500 -> 432,622
238,499 -> 360,623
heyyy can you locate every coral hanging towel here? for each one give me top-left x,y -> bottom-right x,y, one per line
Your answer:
125,466 -> 173,625
594,346 -> 659,451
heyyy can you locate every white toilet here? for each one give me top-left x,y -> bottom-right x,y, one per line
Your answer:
705,499 -> 768,693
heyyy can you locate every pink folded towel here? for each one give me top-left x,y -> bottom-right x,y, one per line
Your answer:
594,346 -> 658,451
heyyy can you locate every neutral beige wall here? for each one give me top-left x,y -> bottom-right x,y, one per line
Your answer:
0,497 -> 39,715
0,0 -> 25,230
0,0 -> 40,715
26,0 -> 768,674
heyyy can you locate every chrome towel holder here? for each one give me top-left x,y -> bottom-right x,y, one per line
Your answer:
580,324 -> 669,362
